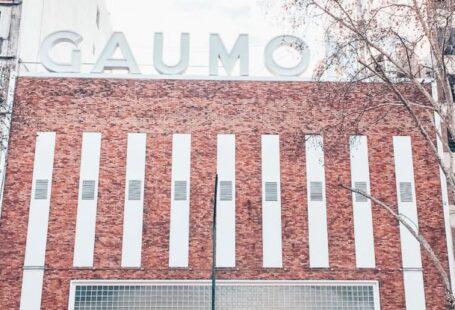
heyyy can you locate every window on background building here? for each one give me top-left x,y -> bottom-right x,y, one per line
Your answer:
96,7 -> 100,30
439,28 -> 455,55
447,28 -> 455,55
448,129 -> 455,152
450,75 -> 455,101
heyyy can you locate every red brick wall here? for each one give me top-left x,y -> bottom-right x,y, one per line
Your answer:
0,77 -> 450,309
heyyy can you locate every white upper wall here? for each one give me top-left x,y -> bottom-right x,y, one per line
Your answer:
20,0 -> 112,70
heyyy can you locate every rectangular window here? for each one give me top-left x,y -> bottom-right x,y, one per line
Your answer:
69,280 -> 380,310
446,28 -> 455,55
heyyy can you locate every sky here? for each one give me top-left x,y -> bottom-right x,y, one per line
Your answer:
104,0 -> 325,77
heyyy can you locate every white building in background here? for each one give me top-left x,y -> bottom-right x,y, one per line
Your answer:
19,0 -> 112,72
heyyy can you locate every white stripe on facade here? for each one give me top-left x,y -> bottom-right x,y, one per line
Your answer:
73,132 -> 101,267
349,136 -> 375,268
20,269 -> 45,310
216,134 -> 236,267
168,134 -> 191,267
403,270 -> 426,310
393,136 -> 426,310
121,133 -> 147,267
20,132 -> 56,310
261,135 -> 283,268
434,109 -> 455,290
306,135 -> 329,268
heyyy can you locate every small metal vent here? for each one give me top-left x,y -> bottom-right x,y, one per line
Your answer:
399,182 -> 413,202
128,180 -> 142,201
354,181 -> 368,202
265,182 -> 278,202
34,179 -> 49,200
81,180 -> 96,200
174,181 -> 187,201
310,181 -> 323,202
219,181 -> 233,201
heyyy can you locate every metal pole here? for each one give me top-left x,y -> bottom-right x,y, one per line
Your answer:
211,174 -> 218,310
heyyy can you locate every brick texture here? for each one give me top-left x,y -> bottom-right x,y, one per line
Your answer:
0,77 -> 450,309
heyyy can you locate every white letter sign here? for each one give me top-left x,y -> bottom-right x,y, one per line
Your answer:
264,35 -> 310,76
91,32 -> 140,74
209,34 -> 249,76
39,31 -> 82,73
153,33 -> 190,75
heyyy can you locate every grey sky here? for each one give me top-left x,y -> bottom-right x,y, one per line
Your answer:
105,0 -> 324,76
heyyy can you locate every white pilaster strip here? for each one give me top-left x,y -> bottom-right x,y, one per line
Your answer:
216,134 -> 236,267
261,135 -> 282,268
349,136 -> 375,268
20,269 -> 44,310
393,136 -> 426,310
434,108 -> 455,290
20,132 -> 56,310
73,132 -> 101,267
169,134 -> 191,267
306,135 -> 329,268
121,133 -> 147,267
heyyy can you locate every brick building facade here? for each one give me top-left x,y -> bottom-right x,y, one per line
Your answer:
0,76 -> 452,309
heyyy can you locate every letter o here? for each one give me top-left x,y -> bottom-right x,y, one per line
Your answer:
264,35 -> 310,77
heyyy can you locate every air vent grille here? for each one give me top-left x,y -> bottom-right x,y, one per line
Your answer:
34,179 -> 49,200
354,181 -> 368,202
128,180 -> 142,201
399,182 -> 413,202
81,180 -> 96,200
174,181 -> 187,201
264,182 -> 278,202
219,181 -> 233,201
310,181 -> 323,202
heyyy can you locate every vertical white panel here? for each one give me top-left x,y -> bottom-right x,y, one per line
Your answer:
23,132 -> 56,266
121,133 -> 147,267
349,136 -> 375,268
73,133 -> 101,267
216,134 -> 236,267
169,134 -> 191,267
19,269 -> 44,310
393,136 -> 426,310
403,270 -> 426,310
20,132 -> 56,310
434,111 -> 455,290
306,135 -> 329,268
261,135 -> 282,268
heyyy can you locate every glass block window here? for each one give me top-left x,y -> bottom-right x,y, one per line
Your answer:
71,282 -> 378,310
